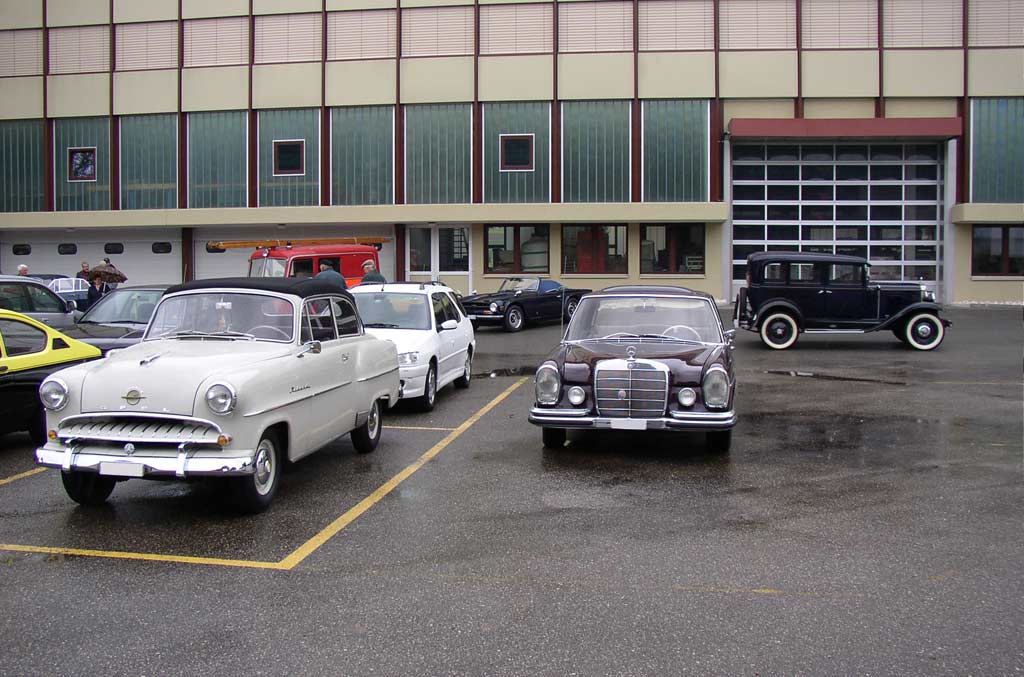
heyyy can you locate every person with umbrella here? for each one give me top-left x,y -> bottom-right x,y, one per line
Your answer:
86,271 -> 111,309
91,258 -> 127,289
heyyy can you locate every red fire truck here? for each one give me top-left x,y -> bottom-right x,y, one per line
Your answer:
207,238 -> 388,288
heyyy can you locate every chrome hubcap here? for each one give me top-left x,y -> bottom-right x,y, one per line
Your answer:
254,442 -> 274,495
428,370 -> 436,402
916,323 -> 933,338
367,402 -> 379,438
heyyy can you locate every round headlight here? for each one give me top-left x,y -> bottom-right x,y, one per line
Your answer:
677,387 -> 697,407
702,368 -> 730,409
535,365 -> 560,405
489,302 -> 499,313
567,386 -> 586,406
39,379 -> 69,411
205,383 -> 237,415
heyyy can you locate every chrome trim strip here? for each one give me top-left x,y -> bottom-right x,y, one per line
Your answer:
60,412 -> 223,431
244,393 -> 315,417
357,366 -> 399,383
530,406 -> 590,418
529,411 -> 736,429
37,447 -> 257,477
315,381 -> 352,396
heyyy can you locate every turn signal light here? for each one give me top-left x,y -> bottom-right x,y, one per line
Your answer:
47,430 -> 58,441
217,434 -> 233,447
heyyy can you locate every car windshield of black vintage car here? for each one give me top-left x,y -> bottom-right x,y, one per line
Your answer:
144,292 -> 296,342
498,277 -> 539,293
79,289 -> 164,324
353,292 -> 432,330
565,296 -> 723,344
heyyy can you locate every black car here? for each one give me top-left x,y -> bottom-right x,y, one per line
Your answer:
461,277 -> 591,331
528,285 -> 737,452
735,252 -> 951,350
62,285 -> 168,354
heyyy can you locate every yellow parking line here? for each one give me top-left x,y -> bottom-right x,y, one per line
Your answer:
0,467 -> 47,487
0,377 -> 527,571
385,425 -> 457,431
277,377 -> 527,570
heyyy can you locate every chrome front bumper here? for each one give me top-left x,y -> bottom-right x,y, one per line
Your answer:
528,407 -> 736,431
36,443 -> 257,479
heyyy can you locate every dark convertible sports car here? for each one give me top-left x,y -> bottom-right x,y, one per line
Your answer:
529,286 -> 737,452
61,285 -> 168,354
461,277 -> 591,332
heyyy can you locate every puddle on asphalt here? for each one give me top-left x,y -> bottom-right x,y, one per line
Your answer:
765,369 -> 908,386
472,366 -> 537,379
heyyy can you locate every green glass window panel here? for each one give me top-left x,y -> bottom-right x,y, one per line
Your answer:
121,113 -> 177,210
0,119 -> 43,212
562,101 -> 630,203
643,100 -> 708,202
405,103 -> 471,204
484,102 -> 549,203
331,106 -> 393,205
972,98 -> 1024,203
259,108 -> 319,207
189,111 -> 247,208
55,117 -> 110,212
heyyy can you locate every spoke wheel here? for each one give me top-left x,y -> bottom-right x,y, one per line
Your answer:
351,399 -> 382,454
232,431 -> 280,513
503,306 -> 524,332
759,312 -> 799,350
904,313 -> 945,350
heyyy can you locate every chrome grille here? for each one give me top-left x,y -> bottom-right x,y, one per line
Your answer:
58,414 -> 223,445
594,359 -> 669,418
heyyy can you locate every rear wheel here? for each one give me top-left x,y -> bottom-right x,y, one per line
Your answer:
503,305 -> 524,332
231,431 -> 280,513
904,313 -> 945,350
542,427 -> 566,449
351,399 -> 382,454
415,364 -> 437,412
61,470 -> 116,506
454,350 -> 472,389
706,429 -> 732,454
759,312 -> 799,350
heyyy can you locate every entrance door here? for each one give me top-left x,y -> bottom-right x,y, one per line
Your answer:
406,225 -> 471,294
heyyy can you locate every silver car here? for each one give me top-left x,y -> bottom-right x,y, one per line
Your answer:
0,274 -> 78,329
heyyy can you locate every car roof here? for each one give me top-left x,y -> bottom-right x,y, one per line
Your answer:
165,277 -> 354,300
747,251 -> 868,266
349,282 -> 455,294
594,284 -> 715,301
0,274 -> 51,287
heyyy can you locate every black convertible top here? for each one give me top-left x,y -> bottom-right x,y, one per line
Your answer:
165,277 -> 353,300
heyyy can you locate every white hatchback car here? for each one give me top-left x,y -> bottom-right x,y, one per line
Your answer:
351,282 -> 475,411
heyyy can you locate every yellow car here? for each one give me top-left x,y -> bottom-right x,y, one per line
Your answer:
0,309 -> 101,444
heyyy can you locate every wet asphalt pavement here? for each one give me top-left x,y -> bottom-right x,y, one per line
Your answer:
0,306 -> 1021,675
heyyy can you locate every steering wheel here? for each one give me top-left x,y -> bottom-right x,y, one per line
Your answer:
249,325 -> 291,340
661,325 -> 703,341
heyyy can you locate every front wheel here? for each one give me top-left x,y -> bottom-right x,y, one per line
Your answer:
231,431 -> 280,513
415,364 -> 437,412
759,312 -> 799,350
503,305 -> 524,332
351,399 -> 382,454
706,429 -> 732,454
904,313 -> 945,350
542,427 -> 566,449
61,470 -> 116,506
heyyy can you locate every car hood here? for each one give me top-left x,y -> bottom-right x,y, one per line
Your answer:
363,327 -> 435,355
64,322 -> 145,341
461,291 -> 519,305
558,340 -> 723,385
80,340 -> 291,416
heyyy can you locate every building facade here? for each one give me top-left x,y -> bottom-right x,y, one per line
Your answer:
0,0 -> 1021,302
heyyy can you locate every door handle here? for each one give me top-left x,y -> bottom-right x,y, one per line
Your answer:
341,353 -> 349,362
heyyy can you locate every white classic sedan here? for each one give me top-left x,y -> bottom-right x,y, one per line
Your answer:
35,278 -> 400,512
351,282 -> 475,411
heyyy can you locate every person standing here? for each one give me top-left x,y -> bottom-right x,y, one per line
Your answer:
86,272 -> 110,309
75,261 -> 90,281
314,261 -> 347,288
360,259 -> 386,284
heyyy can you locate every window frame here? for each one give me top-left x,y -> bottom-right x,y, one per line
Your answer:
499,133 -> 535,172
639,224 -> 706,275
484,225 -> 550,274
971,224 -> 1024,277
561,224 -> 629,275
67,146 -> 97,182
0,317 -> 48,357
273,139 -> 306,177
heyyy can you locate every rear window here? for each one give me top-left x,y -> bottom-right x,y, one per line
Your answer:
763,262 -> 784,282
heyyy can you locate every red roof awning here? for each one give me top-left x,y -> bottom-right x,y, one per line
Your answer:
727,117 -> 962,140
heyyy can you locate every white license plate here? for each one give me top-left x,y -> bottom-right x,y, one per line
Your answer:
99,462 -> 145,478
610,419 -> 647,431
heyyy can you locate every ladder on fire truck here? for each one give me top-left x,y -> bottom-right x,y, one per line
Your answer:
206,237 -> 391,250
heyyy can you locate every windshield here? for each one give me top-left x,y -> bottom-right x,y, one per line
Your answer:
248,257 -> 287,278
353,292 -> 431,330
145,292 -> 295,342
565,295 -> 723,343
498,278 -> 539,293
81,289 -> 164,324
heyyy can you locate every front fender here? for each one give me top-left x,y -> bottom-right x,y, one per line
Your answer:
753,299 -> 805,329
874,303 -> 951,331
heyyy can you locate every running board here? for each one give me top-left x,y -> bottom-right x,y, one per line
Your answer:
804,329 -> 868,334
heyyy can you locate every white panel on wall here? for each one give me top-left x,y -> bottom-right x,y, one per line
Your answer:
184,16 -> 250,67
558,1 -> 633,53
0,29 -> 43,77
116,21 -> 178,70
401,6 -> 474,57
49,25 -> 110,74
883,0 -> 962,48
639,0 -> 714,51
479,3 -> 552,55
327,10 -> 397,60
801,0 -> 878,48
968,0 -> 1024,47
719,0 -> 796,50
254,12 -> 323,63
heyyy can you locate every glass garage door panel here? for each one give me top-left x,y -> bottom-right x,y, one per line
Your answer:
730,142 -> 943,285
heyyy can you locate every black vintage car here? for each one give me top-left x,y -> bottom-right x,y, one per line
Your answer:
61,285 -> 168,354
528,286 -> 737,452
735,252 -> 951,350
461,277 -> 591,332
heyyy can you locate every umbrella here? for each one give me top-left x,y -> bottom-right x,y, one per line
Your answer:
91,262 -> 127,283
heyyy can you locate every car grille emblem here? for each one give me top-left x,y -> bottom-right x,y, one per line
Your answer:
626,345 -> 637,359
122,388 -> 144,406
617,389 -> 627,400
124,443 -> 135,455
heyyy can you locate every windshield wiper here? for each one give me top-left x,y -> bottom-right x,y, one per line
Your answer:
162,329 -> 211,338
209,330 -> 255,339
103,318 -> 146,324
363,322 -> 401,328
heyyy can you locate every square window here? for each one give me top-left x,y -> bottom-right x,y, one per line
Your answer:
499,134 -> 534,172
68,147 -> 97,182
273,140 -> 305,176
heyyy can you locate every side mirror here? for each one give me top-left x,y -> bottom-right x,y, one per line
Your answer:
723,329 -> 736,350
439,319 -> 458,332
65,300 -> 76,313
298,340 -> 322,357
